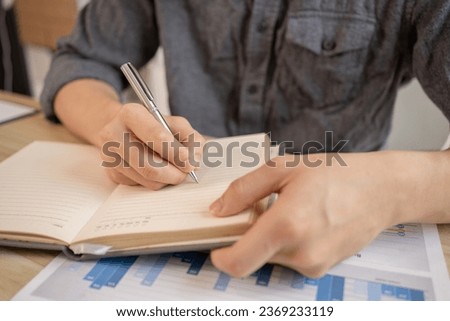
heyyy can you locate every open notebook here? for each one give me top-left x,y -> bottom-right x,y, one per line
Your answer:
0,133 -> 270,259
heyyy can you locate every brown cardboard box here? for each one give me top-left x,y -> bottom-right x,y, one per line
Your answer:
14,0 -> 78,50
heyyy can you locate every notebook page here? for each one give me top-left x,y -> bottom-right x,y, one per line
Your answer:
73,134 -> 269,242
0,141 -> 116,244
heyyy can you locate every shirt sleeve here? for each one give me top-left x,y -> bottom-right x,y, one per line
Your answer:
40,0 -> 159,122
411,0 -> 450,122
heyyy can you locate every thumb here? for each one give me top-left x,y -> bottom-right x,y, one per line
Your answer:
209,161 -> 285,217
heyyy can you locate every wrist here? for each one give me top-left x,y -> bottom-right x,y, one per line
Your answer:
54,79 -> 122,147
384,150 -> 450,224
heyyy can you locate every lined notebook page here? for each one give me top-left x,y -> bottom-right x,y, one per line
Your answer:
0,142 -> 117,243
74,134 -> 268,242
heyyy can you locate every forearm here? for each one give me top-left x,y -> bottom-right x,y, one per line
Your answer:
385,149 -> 450,224
54,79 -> 122,147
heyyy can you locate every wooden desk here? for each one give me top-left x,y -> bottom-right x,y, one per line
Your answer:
0,92 -> 449,300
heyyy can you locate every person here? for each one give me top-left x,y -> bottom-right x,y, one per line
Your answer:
41,0 -> 450,278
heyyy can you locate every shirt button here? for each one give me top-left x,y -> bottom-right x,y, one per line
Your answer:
247,84 -> 259,95
322,39 -> 336,52
257,20 -> 268,33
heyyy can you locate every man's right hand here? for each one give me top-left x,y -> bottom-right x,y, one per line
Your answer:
99,103 -> 205,189
54,79 -> 205,190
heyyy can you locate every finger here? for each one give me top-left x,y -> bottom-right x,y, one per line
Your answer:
111,162 -> 167,190
266,241 -> 332,279
167,116 -> 206,163
121,104 -> 198,173
209,160 -> 287,217
166,116 -> 206,143
105,168 -> 138,186
118,135 -> 188,185
211,199 -> 287,277
101,133 -> 186,186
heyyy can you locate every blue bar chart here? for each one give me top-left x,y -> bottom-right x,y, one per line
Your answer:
72,252 -> 427,301
19,223 -> 447,301
83,256 -> 137,289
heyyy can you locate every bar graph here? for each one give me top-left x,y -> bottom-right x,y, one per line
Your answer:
83,256 -> 137,289
62,252 -> 429,301
17,224 -> 448,301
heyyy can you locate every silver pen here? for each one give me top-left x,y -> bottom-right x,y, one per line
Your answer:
120,62 -> 199,183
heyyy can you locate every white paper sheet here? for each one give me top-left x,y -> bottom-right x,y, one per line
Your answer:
13,223 -> 450,301
0,99 -> 36,124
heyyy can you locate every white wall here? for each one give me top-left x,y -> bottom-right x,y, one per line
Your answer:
385,80 -> 449,150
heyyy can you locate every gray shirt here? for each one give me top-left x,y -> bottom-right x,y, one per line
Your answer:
41,0 -> 450,153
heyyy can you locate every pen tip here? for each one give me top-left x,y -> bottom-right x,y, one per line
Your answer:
190,172 -> 199,184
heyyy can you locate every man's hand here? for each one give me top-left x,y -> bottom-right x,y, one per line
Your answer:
209,151 -> 448,278
54,79 -> 205,190
99,103 -> 205,189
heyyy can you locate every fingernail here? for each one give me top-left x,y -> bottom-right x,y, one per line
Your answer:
209,198 -> 223,216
